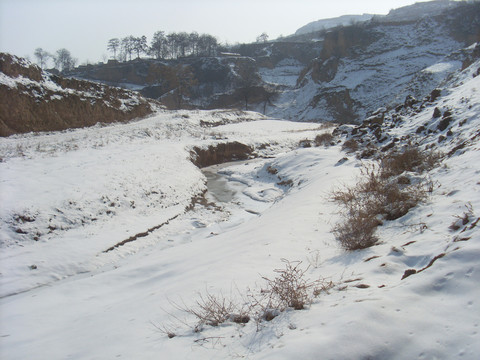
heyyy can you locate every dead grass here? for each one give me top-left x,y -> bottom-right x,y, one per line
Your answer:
333,210 -> 382,250
449,203 -> 475,231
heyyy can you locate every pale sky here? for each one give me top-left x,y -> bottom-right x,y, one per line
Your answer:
0,0 -> 429,65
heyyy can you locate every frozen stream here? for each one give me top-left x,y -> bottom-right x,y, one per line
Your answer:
203,168 -> 237,203
201,159 -> 286,216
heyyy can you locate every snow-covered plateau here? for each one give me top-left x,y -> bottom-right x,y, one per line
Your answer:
1,54 -> 480,360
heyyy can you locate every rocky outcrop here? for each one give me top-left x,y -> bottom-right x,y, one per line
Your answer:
0,53 -> 156,136
320,24 -> 375,59
298,57 -> 339,86
309,88 -> 358,123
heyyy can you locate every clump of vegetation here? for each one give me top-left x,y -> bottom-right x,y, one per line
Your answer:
449,203 -> 476,232
261,259 -> 329,311
342,138 -> 359,152
160,260 -> 333,338
331,146 -> 441,250
315,133 -> 334,147
379,146 -> 441,178
299,139 -> 312,148
171,291 -> 249,330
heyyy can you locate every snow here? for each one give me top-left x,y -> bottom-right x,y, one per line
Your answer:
378,0 -> 458,23
258,59 -> 304,87
423,61 -> 458,74
1,60 -> 480,360
295,14 -> 374,35
269,9 -> 467,122
0,110 -> 326,298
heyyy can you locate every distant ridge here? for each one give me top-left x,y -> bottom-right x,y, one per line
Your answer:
294,0 -> 461,36
378,0 -> 459,23
295,14 -> 374,35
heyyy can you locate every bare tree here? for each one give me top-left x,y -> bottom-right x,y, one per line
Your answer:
236,59 -> 259,110
150,31 -> 166,59
256,32 -> 269,43
177,32 -> 190,57
107,38 -> 120,59
132,36 -> 148,59
109,31 -> 219,60
54,48 -> 76,72
198,34 -> 218,56
121,36 -> 135,61
166,33 -> 179,59
189,31 -> 199,56
34,48 -> 51,68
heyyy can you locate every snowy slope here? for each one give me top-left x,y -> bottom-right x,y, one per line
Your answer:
295,14 -> 374,35
271,17 -> 467,122
264,1 -> 480,123
1,51 -> 479,360
0,109 -> 326,298
378,0 -> 459,23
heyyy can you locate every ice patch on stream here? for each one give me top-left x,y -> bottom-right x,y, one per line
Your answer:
202,159 -> 287,216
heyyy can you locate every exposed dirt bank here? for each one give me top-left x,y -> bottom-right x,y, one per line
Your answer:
190,141 -> 254,168
0,53 -> 156,137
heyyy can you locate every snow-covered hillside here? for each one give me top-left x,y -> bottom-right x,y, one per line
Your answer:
1,44 -> 479,360
295,14 -> 374,35
294,1 -> 458,36
268,3 -> 480,122
378,0 -> 459,23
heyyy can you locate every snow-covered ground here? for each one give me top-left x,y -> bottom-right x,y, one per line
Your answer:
1,58 -> 479,360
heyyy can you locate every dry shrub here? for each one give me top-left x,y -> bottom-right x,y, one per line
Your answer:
342,138 -> 359,152
333,209 -> 382,250
449,203 -> 475,231
262,259 -> 318,310
250,260 -> 333,321
299,139 -> 312,148
163,260 -> 334,336
315,133 -> 334,147
331,150 -> 436,250
334,165 -> 429,221
380,146 -> 441,178
170,290 -> 249,330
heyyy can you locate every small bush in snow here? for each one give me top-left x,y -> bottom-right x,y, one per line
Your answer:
161,260 -> 333,337
333,209 -> 382,250
315,133 -> 334,147
449,203 -> 476,232
342,138 -> 359,152
252,259 -> 334,321
262,259 -> 316,310
379,146 -> 442,178
171,291 -> 248,329
331,147 -> 440,250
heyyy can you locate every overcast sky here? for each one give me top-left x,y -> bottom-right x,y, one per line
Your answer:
1,0 -> 428,65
